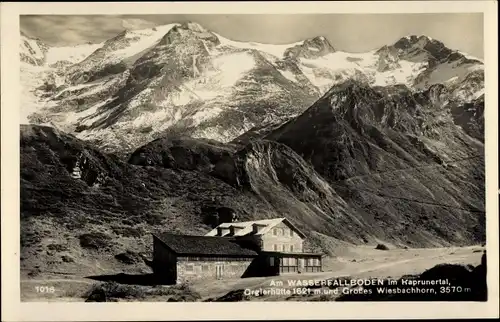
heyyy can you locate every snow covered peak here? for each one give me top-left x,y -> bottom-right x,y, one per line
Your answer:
64,23 -> 179,84
398,35 -> 436,45
214,33 -> 304,59
20,33 -> 49,66
45,42 -> 104,66
159,22 -> 220,47
181,21 -> 209,33
20,21 -> 484,151
284,36 -> 335,59
457,51 -> 483,63
393,35 -> 449,54
109,24 -> 177,43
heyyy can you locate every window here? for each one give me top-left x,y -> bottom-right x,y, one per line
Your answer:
283,258 -> 288,266
282,244 -> 286,252
270,257 -> 274,266
202,265 -> 209,272
290,245 -> 294,252
289,258 -> 296,266
186,264 -> 195,272
273,229 -> 277,236
273,244 -> 278,251
290,230 -> 294,237
308,258 -> 314,266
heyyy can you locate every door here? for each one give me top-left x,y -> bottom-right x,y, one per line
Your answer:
215,264 -> 224,279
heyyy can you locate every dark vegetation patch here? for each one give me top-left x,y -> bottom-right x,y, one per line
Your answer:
111,225 -> 145,238
79,232 -> 113,250
375,243 -> 389,250
205,289 -> 251,302
61,255 -> 74,263
114,251 -> 142,264
84,281 -> 201,302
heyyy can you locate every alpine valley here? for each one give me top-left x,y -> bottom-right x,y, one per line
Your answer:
20,22 -> 485,287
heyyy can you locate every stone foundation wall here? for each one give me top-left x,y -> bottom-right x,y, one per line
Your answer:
176,258 -> 253,283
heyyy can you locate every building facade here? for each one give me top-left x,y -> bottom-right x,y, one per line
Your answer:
151,233 -> 258,284
152,218 -> 323,284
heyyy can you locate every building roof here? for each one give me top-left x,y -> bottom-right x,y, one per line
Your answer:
260,251 -> 325,257
153,233 -> 259,257
204,217 -> 306,238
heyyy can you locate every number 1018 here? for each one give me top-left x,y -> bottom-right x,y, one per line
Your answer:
35,286 -> 55,293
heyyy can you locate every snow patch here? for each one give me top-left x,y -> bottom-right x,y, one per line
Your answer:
212,52 -> 256,87
21,36 -> 45,65
128,88 -> 154,109
458,51 -> 483,63
65,98 -> 112,124
111,24 -> 179,59
45,43 -> 103,65
373,60 -> 427,86
20,64 -> 54,122
419,62 -> 483,88
297,50 -> 428,90
280,70 -> 297,83
53,82 -> 98,99
157,87 -> 198,107
473,88 -> 484,99
128,105 -> 183,130
190,106 -> 224,126
215,33 -> 303,59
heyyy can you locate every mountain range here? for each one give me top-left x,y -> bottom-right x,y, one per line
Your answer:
19,22 -> 485,278
21,22 -> 484,152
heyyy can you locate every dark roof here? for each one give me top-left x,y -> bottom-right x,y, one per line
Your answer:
153,233 -> 259,257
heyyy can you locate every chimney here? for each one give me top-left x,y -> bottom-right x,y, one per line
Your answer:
252,223 -> 266,234
217,226 -> 230,236
229,225 -> 244,235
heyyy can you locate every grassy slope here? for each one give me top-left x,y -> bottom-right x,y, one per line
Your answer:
20,125 -> 273,279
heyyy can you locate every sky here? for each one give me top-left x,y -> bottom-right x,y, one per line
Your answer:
20,14 -> 484,58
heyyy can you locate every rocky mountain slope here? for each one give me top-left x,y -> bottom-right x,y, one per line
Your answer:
19,22 -> 485,279
267,80 -> 485,245
21,23 -> 484,154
